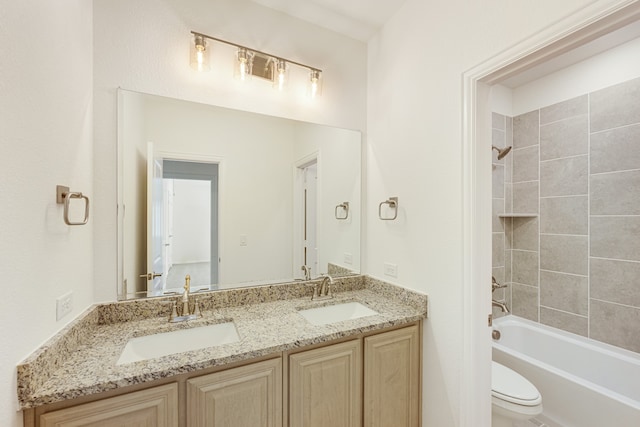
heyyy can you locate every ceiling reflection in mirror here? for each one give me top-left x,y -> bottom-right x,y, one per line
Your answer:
117,89 -> 361,300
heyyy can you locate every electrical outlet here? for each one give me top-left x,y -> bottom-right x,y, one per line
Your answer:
383,262 -> 398,278
240,234 -> 248,246
56,292 -> 73,321
344,253 -> 353,265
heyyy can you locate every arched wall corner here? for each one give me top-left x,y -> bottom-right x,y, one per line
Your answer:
460,0 -> 640,425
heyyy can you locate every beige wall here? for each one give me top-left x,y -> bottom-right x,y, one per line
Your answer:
365,0 -> 617,425
0,1 -> 94,425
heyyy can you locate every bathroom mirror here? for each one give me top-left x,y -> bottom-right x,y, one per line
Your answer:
117,89 -> 361,300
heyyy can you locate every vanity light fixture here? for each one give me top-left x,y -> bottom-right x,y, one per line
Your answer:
190,30 -> 322,97
190,34 -> 210,72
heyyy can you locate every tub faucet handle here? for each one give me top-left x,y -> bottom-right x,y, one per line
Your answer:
492,276 -> 507,292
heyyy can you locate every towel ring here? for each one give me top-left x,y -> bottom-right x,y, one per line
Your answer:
335,202 -> 349,220
56,185 -> 90,226
378,197 -> 398,221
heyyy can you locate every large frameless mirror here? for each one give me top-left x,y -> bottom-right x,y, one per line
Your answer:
117,89 -> 361,299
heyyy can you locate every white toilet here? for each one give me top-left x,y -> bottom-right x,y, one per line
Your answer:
491,361 -> 543,427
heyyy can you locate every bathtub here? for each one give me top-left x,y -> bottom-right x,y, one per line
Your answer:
492,315 -> 640,427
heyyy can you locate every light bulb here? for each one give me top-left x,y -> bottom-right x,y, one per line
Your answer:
309,70 -> 321,98
239,60 -> 247,80
274,59 -> 287,91
190,35 -> 210,71
235,48 -> 253,81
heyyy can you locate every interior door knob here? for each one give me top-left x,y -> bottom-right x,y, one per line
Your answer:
139,272 -> 162,281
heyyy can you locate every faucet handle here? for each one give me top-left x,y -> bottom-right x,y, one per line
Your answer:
491,276 -> 507,292
163,300 -> 178,322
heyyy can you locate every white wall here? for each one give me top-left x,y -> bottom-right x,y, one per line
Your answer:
171,179 -> 210,264
142,95 -> 295,285
293,122 -> 362,275
366,0 -> 606,425
93,0 -> 367,301
0,1 -> 94,425
512,34 -> 640,115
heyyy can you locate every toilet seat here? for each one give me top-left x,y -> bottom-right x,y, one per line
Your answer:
491,361 -> 542,406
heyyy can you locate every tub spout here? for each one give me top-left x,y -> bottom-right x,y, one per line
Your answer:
492,299 -> 510,314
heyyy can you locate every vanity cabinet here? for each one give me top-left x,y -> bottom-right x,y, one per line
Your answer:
364,324 -> 420,427
287,324 -> 420,427
186,358 -> 282,427
38,383 -> 178,427
289,340 -> 362,427
26,323 -> 421,427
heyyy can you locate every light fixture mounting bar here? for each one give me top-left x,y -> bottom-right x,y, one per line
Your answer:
191,31 -> 322,72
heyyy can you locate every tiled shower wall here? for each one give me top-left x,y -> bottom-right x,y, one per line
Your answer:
492,77 -> 640,354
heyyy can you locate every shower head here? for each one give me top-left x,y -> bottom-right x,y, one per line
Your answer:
492,145 -> 512,160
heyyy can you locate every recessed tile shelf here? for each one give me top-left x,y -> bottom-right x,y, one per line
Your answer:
498,213 -> 538,218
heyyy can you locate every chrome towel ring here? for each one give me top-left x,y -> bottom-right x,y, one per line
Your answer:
56,185 -> 90,226
379,197 -> 398,220
335,202 -> 349,220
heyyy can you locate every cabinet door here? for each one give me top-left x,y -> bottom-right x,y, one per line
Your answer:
364,325 -> 420,427
187,357 -> 282,427
289,339 -> 361,427
40,383 -> 178,427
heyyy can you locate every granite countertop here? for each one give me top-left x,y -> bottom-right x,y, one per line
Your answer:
17,276 -> 427,409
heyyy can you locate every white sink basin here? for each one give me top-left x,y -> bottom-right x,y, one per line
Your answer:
117,322 -> 239,365
298,302 -> 378,326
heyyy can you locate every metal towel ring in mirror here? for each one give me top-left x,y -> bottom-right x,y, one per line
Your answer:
56,185 -> 90,226
378,197 -> 398,220
335,202 -> 349,220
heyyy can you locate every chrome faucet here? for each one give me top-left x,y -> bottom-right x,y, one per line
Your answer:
491,276 -> 509,314
312,274 -> 334,301
168,275 -> 200,322
492,299 -> 510,314
301,265 -> 311,281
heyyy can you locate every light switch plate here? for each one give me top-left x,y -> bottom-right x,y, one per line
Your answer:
56,292 -> 73,321
344,253 -> 353,265
383,262 -> 398,278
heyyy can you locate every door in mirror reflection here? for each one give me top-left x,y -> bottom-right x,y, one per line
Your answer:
297,160 -> 318,278
144,159 -> 219,296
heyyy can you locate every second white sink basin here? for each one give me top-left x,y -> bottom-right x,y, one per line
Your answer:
298,302 -> 378,326
117,322 -> 239,365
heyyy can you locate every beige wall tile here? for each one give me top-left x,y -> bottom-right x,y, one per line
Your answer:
513,146 -> 539,182
513,181 -> 538,213
591,216 -> 640,262
540,155 -> 588,197
591,123 -> 640,174
540,307 -> 588,337
511,217 -> 538,251
591,258 -> 640,308
540,196 -> 588,235
590,299 -> 640,353
540,114 -> 588,161
590,77 -> 640,133
590,170 -> 640,215
540,234 -> 588,275
540,270 -> 588,315
512,250 -> 538,286
540,94 -> 588,125
513,110 -> 539,149
512,283 -> 538,321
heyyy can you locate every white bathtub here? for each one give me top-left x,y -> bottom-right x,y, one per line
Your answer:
492,315 -> 640,427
